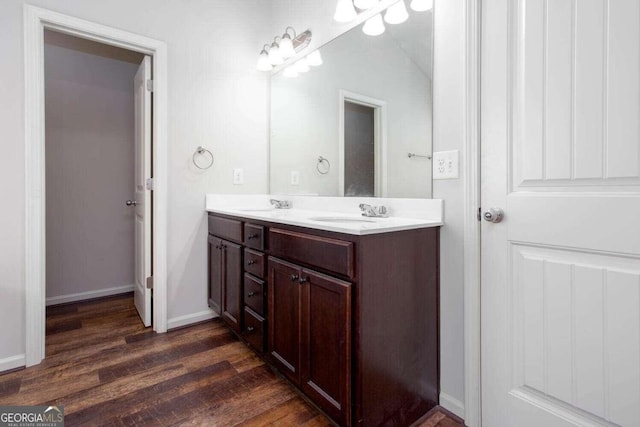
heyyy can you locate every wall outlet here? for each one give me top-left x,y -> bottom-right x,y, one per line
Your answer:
432,150 -> 459,180
290,170 -> 300,186
233,168 -> 244,185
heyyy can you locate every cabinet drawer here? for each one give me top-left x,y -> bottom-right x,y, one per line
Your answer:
243,307 -> 265,353
244,248 -> 266,279
244,273 -> 265,316
269,229 -> 355,278
244,223 -> 265,250
208,215 -> 242,243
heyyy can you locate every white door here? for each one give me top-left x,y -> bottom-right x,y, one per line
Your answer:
481,0 -> 640,426
133,56 -> 152,327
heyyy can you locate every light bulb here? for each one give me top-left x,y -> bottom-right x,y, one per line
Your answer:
334,0 -> 357,23
354,0 -> 377,10
256,49 -> 273,71
306,50 -> 323,66
295,58 -> 310,73
268,41 -> 284,65
384,0 -> 409,24
410,0 -> 433,11
283,66 -> 298,78
279,33 -> 295,58
362,14 -> 385,36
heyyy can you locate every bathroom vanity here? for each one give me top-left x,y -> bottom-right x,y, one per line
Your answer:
206,196 -> 442,427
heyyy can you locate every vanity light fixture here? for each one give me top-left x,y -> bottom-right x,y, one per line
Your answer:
354,0 -> 378,10
306,50 -> 323,66
410,0 -> 433,11
362,13 -> 386,36
384,0 -> 409,24
268,38 -> 284,65
257,28 -> 312,72
256,44 -> 273,71
279,27 -> 296,58
334,0 -> 358,23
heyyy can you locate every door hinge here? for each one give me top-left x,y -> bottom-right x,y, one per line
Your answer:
146,178 -> 154,191
477,207 -> 482,221
146,276 -> 153,289
146,79 -> 153,92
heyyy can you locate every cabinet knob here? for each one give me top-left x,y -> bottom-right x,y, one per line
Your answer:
248,291 -> 257,297
246,326 -> 255,333
298,277 -> 308,284
214,245 -> 220,249
291,274 -> 299,281
247,260 -> 256,265
247,234 -> 258,240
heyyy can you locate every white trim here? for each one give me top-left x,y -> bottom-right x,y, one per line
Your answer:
167,309 -> 219,330
0,354 -> 26,373
440,392 -> 466,420
24,5 -> 169,367
45,284 -> 135,306
463,0 -> 482,426
338,90 -> 388,197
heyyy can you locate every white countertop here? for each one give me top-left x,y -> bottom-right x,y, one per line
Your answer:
205,194 -> 443,236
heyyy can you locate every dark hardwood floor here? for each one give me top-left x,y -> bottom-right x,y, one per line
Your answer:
0,293 -> 463,426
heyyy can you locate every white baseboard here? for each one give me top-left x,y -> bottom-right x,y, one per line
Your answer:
167,309 -> 218,330
440,392 -> 465,420
46,284 -> 134,306
0,354 -> 26,373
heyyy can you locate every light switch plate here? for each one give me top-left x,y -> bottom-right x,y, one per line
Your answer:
432,150 -> 459,180
290,170 -> 300,186
233,168 -> 244,185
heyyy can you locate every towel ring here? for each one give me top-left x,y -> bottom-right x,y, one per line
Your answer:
317,156 -> 330,174
193,146 -> 214,170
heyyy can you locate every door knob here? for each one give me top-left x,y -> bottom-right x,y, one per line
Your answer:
125,200 -> 137,207
483,207 -> 504,223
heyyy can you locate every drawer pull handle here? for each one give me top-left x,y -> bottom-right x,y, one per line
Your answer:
246,326 -> 255,332
291,274 -> 299,281
248,291 -> 257,297
247,260 -> 256,265
247,234 -> 259,240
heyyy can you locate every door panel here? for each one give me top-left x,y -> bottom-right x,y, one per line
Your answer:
221,240 -> 242,333
133,55 -> 151,327
301,268 -> 351,426
482,0 -> 640,426
208,236 -> 222,314
268,257 -> 302,384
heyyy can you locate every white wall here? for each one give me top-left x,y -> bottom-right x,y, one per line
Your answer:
269,0 -> 467,417
45,40 -> 140,304
0,0 -> 272,369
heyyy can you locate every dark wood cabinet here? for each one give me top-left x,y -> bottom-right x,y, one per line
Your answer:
208,236 -> 242,334
208,212 -> 439,427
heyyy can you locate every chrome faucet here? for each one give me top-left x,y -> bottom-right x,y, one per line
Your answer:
270,199 -> 292,209
359,203 -> 388,218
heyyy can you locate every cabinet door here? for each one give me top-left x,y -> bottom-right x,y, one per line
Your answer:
268,257 -> 302,385
300,269 -> 352,426
221,240 -> 242,333
208,235 -> 222,314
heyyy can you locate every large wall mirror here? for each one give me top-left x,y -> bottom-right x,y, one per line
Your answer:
270,4 -> 433,198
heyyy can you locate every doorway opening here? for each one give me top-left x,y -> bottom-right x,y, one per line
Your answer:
25,5 -> 168,367
338,90 -> 387,197
43,31 -> 152,331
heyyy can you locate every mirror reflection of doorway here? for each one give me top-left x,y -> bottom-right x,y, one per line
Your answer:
344,101 -> 375,196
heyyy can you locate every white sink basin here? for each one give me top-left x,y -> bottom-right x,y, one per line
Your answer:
308,216 -> 376,223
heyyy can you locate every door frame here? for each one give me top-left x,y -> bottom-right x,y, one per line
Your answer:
24,4 -> 169,367
462,0 -> 482,426
338,90 -> 388,197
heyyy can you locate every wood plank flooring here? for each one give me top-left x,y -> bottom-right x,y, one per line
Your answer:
0,293 -> 464,426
